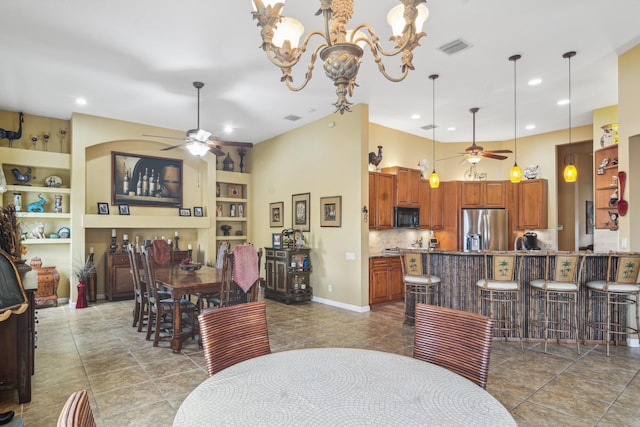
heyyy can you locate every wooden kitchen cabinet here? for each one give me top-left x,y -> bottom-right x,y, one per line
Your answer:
460,181 -> 506,208
381,166 -> 420,207
418,180 -> 443,230
369,256 -> 403,305
516,179 -> 548,229
369,172 -> 395,230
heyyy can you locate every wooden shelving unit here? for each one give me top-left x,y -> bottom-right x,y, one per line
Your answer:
594,145 -> 619,230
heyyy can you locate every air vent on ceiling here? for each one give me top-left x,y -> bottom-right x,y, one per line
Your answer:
284,114 -> 302,121
439,39 -> 470,56
421,124 -> 437,131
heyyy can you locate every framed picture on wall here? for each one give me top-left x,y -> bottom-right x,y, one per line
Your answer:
111,151 -> 183,207
270,201 -> 284,227
272,233 -> 281,249
320,196 -> 341,227
292,193 -> 310,232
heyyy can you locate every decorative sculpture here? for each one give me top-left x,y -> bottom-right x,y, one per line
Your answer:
368,145 -> 383,168
11,168 -> 35,186
0,112 -> 23,148
26,194 -> 46,213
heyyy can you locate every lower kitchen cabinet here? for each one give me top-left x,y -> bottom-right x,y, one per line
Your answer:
369,256 -> 403,305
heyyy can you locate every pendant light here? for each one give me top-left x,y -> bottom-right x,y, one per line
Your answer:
509,54 -> 523,183
429,74 -> 440,188
563,51 -> 578,182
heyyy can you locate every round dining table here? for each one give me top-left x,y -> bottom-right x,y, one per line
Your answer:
174,347 -> 516,426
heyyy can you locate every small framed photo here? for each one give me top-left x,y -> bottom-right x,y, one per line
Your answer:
292,192 -> 310,232
227,184 -> 243,199
230,204 -> 236,217
320,196 -> 341,227
193,206 -> 204,217
179,208 -> 191,217
272,233 -> 281,249
97,202 -> 109,215
270,201 -> 284,227
216,205 -> 223,217
119,204 -> 130,215
238,204 -> 244,218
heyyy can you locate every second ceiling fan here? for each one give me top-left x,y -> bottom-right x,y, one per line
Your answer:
144,81 -> 252,156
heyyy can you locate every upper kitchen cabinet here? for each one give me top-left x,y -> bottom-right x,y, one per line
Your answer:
368,172 -> 395,230
516,179 -> 548,230
418,179 -> 443,230
381,166 -> 420,207
460,181 -> 506,208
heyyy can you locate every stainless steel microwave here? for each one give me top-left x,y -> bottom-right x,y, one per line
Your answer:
394,207 -> 419,228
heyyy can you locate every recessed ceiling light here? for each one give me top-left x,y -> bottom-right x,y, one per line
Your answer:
557,99 -> 570,106
525,124 -> 536,130
528,78 -> 542,86
411,113 -> 421,120
224,126 -> 233,134
447,127 -> 456,131
75,98 -> 87,105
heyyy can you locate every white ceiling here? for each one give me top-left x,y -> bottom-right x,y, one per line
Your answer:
2,0 -> 640,146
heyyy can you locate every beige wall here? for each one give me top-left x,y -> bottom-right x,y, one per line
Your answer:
253,105 -> 369,310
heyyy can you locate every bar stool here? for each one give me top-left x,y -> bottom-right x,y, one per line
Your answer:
402,249 -> 440,325
586,251 -> 640,356
476,251 -> 524,350
529,251 -> 585,354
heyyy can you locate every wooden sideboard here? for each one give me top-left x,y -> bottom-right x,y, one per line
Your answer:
265,248 -> 312,304
106,249 -> 189,300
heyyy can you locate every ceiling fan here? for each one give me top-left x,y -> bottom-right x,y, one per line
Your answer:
143,82 -> 252,157
441,107 -> 512,164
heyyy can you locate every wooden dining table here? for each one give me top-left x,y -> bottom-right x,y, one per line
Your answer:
153,264 -> 222,353
174,347 -> 517,426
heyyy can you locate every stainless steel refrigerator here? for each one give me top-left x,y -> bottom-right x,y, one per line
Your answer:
462,208 -> 509,252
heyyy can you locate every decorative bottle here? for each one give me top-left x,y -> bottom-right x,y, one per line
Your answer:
142,168 -> 149,196
148,168 -> 156,196
123,170 -> 130,194
136,172 -> 143,196
303,254 -> 310,271
300,277 -> 306,290
293,275 -> 299,292
54,194 -> 63,213
13,192 -> 22,212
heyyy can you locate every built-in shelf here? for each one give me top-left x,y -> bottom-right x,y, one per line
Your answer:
7,185 -> 71,194
16,212 -> 71,219
0,146 -> 71,169
23,238 -> 71,245
82,214 -> 211,229
216,197 -> 248,203
216,216 -> 247,222
216,235 -> 248,241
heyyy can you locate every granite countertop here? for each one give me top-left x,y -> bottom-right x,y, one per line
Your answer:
370,249 -> 611,258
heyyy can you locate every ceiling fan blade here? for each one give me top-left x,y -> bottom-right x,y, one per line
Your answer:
210,146 -> 226,157
485,149 -> 513,154
161,143 -> 187,151
437,154 -> 465,162
142,134 -> 185,141
211,139 -> 253,148
481,153 -> 508,160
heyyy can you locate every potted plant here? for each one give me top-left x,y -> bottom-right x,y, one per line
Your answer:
0,204 -> 26,262
73,257 -> 96,309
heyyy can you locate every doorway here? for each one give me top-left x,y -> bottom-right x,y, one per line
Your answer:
556,141 -> 593,251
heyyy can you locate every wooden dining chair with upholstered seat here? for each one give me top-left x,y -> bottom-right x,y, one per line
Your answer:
402,250 -> 441,325
199,300 -> 271,376
140,245 -> 197,347
413,304 -> 494,389
57,389 -> 96,427
219,245 -> 263,307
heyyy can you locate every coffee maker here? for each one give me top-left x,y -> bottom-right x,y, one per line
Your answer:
523,232 -> 540,250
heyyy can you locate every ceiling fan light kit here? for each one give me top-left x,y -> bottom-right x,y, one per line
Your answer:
251,0 -> 429,114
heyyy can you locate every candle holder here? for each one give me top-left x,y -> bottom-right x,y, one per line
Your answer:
109,237 -> 118,254
121,238 -> 129,253
43,132 -> 50,151
174,236 -> 180,250
238,148 -> 246,173
59,128 -> 67,153
188,248 -> 193,260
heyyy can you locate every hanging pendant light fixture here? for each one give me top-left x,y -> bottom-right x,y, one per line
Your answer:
563,51 -> 578,182
428,74 -> 440,188
509,54 -> 523,183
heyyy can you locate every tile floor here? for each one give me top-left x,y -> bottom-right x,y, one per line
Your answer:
1,297 -> 640,426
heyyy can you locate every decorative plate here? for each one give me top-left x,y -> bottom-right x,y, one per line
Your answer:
44,176 -> 62,188
57,227 -> 71,239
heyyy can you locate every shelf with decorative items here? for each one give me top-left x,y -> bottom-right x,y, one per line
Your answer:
215,170 -> 250,252
594,145 -> 619,230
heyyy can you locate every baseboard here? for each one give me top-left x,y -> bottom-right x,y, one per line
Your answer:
312,296 -> 370,313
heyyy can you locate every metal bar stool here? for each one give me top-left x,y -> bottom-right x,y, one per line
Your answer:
529,251 -> 585,354
476,251 -> 524,350
402,249 -> 440,326
586,251 -> 640,356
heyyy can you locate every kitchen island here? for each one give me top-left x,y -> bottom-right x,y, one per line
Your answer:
397,250 -> 616,344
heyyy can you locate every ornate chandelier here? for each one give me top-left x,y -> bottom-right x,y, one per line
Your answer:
251,0 -> 429,114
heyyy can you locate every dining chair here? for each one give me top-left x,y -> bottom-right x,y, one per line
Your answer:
402,249 -> 440,325
219,245 -> 263,307
199,300 -> 271,376
126,243 -> 146,330
586,251 -> 640,356
529,251 -> 585,354
0,249 -> 29,322
56,389 -> 96,427
140,245 -> 197,347
476,251 -> 524,350
413,304 -> 494,389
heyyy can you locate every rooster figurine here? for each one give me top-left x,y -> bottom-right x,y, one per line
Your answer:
0,112 -> 24,148
368,145 -> 383,169
11,167 -> 35,185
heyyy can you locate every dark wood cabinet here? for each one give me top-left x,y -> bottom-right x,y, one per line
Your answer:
369,256 -> 403,305
265,248 -> 312,304
0,289 -> 35,403
460,181 -> 506,208
106,250 -> 188,300
381,166 -> 420,207
517,179 -> 548,229
369,172 -> 395,230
